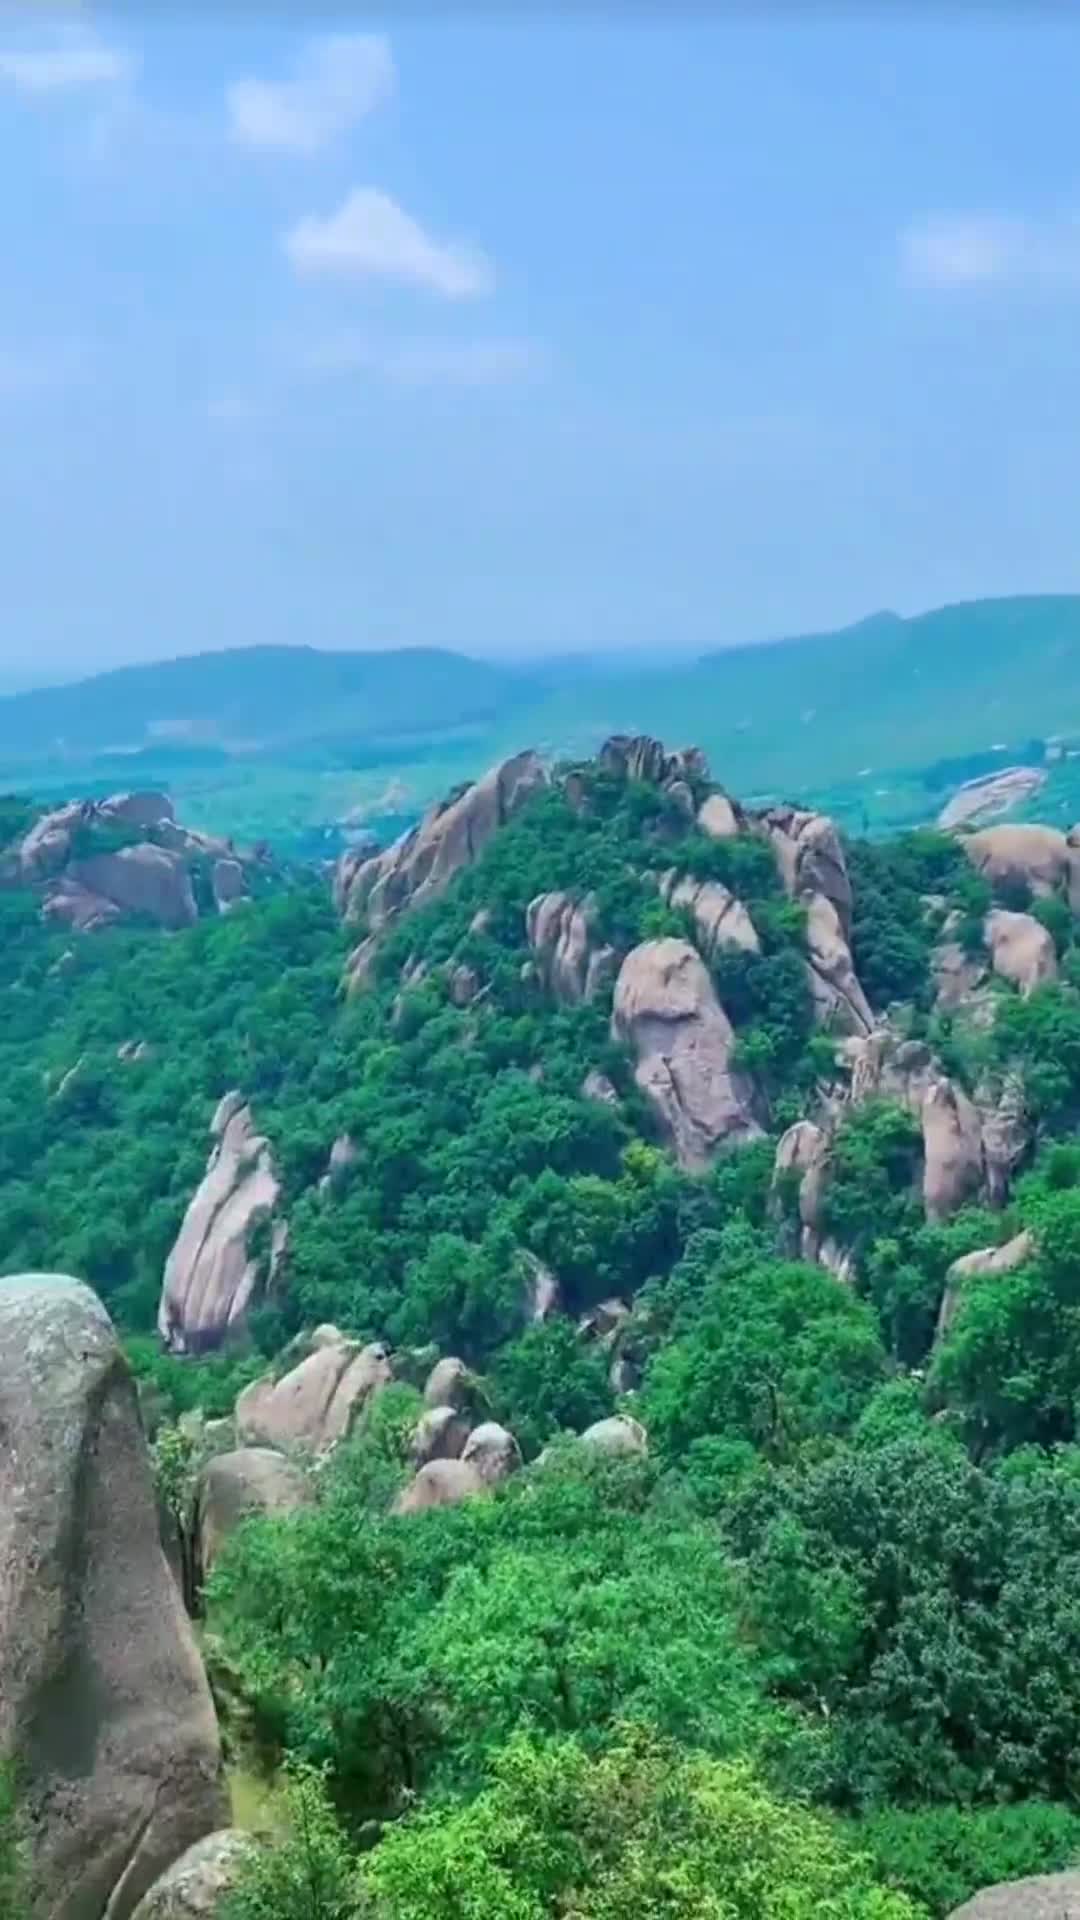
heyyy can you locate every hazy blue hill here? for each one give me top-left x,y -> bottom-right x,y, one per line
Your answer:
0,644 -> 528,760
511,594 -> 1080,797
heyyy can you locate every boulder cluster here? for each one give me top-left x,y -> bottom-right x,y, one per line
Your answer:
0,790 -> 267,931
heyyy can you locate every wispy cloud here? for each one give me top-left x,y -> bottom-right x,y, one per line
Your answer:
0,30 -> 132,96
301,334 -> 543,385
901,211 -> 1080,289
227,33 -> 393,154
284,187 -> 494,298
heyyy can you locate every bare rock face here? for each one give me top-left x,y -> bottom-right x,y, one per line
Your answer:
922,1077 -> 985,1224
581,1068 -> 619,1107
392,1458 -> 485,1515
611,939 -> 763,1171
423,1355 -> 473,1411
130,1831 -> 257,1920
66,845 -> 199,930
158,1095 -> 283,1355
580,1415 -> 648,1457
932,938 -> 989,1012
236,1333 -> 393,1456
758,805 -> 853,936
962,823 -> 1080,912
522,1250 -> 561,1322
946,1872 -> 1080,1919
0,1275 -> 227,1920
461,1422 -> 522,1486
984,907 -> 1058,996
803,892 -> 874,1037
979,1073 -> 1031,1205
338,750 -> 548,934
657,870 -> 760,959
410,1406 -> 471,1468
697,791 -> 743,840
771,1120 -> 830,1261
196,1448 -> 312,1579
526,892 -> 616,1005
211,858 -> 249,913
935,1229 -> 1036,1345
599,734 -> 709,791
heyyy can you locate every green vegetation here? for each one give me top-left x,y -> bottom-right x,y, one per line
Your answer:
11,750 -> 1080,1914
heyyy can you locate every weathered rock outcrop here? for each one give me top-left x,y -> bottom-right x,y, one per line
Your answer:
947,1872 -> 1080,1919
130,1832 -> 257,1920
196,1448 -> 312,1578
410,1405 -> 471,1468
599,734 -> 709,799
935,1229 -> 1036,1345
158,1094 -> 283,1354
461,1422 -> 522,1486
4,791 -> 260,932
938,765 -> 1047,831
984,907 -> 1058,995
758,805 -> 853,935
580,1415 -> 648,1457
0,1275 -> 227,1920
611,938 -> 763,1171
697,791 -> 744,840
338,749 -> 547,937
526,892 -> 616,1004
235,1332 -> 393,1455
922,1077 -> 984,1223
771,1120 -> 830,1261
393,1458 -> 485,1514
803,892 -> 874,1036
961,822 -> 1080,912
656,870 -> 759,959
932,937 -> 989,1013
423,1355 -> 473,1411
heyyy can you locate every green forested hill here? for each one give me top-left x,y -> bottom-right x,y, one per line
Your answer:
7,745 -> 1080,1915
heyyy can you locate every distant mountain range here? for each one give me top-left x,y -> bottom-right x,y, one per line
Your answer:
4,595 -> 1080,844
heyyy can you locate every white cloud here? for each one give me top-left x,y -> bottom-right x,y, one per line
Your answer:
901,211 -> 1080,289
0,31 -> 132,96
227,33 -> 393,154
284,187 -> 493,298
301,334 -> 543,384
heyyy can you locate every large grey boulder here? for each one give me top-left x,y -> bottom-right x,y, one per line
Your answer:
580,1415 -> 648,1457
656,870 -> 759,959
338,749 -> 547,939
921,1077 -> 985,1224
65,845 -> 198,931
409,1406 -> 471,1469
0,1275 -> 227,1920
526,892 -> 616,1005
461,1422 -> 522,1486
235,1332 -> 393,1455
758,805 -> 853,936
947,1872 -> 1080,1918
130,1831 -> 257,1919
611,938 -> 763,1171
771,1119 -> 830,1262
962,822 -> 1080,912
196,1448 -> 312,1579
802,892 -> 873,1037
423,1355 -> 472,1411
935,1230 -> 1036,1345
392,1458 -> 485,1515
984,907 -> 1058,996
158,1094 -> 283,1354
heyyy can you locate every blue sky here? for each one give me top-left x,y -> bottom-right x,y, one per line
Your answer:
4,7 -> 1080,680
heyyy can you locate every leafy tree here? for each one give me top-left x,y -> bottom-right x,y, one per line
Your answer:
221,1760 -> 354,1920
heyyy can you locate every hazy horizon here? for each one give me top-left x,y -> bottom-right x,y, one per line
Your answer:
6,12 -> 1080,678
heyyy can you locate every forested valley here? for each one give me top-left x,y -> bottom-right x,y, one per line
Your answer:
6,743 -> 1080,1918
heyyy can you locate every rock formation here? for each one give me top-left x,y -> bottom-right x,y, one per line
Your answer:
697,791 -> 744,840
758,805 -> 853,935
935,1230 -> 1036,1345
130,1832 -> 258,1920
599,734 -> 709,797
961,822 -> 1080,912
393,1458 -> 486,1515
235,1331 -> 393,1455
946,1872 -> 1080,1919
410,1406 -> 472,1468
158,1094 -> 283,1355
3,791 -> 260,932
656,870 -> 760,959
461,1422 -> 522,1486
423,1355 -> 473,1411
526,892 -> 617,1004
196,1447 -> 313,1579
802,892 -> 874,1036
337,750 -> 547,945
0,1275 -> 227,1920
580,1414 -> 649,1457
922,1077 -> 985,1223
983,907 -> 1058,996
611,938 -> 763,1171
771,1120 -> 830,1262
